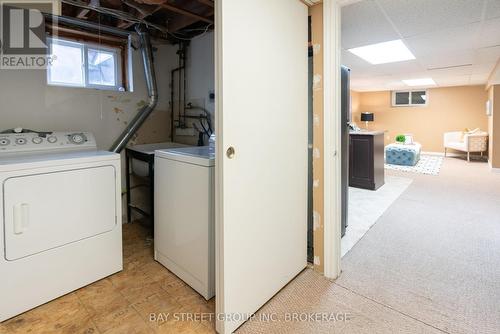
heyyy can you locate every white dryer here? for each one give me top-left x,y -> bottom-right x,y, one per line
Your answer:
0,131 -> 122,322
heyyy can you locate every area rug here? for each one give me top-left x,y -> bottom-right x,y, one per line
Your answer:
385,154 -> 443,175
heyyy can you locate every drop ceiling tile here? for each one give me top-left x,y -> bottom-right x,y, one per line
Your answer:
489,66 -> 500,85
372,60 -> 425,75
485,0 -> 500,20
341,0 -> 399,49
475,45 -> 500,63
418,50 -> 476,70
351,76 -> 400,91
393,71 -> 439,83
433,75 -> 471,87
350,74 -> 392,83
470,62 -> 497,74
341,49 -> 373,68
385,80 -> 407,89
470,73 -> 490,84
342,53 -> 385,78
347,69 -> 382,79
427,64 -> 475,76
377,0 -> 485,38
478,17 -> 500,48
404,23 -> 480,57
350,79 -> 377,91
349,68 -> 386,79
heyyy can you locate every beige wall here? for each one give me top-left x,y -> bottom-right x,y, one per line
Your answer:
352,86 -> 489,153
488,85 -> 500,168
351,90 -> 361,116
310,3 -> 324,274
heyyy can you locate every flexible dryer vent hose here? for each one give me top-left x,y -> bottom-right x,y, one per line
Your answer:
110,25 -> 158,153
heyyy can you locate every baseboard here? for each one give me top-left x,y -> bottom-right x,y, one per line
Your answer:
423,151 -> 490,162
489,161 -> 500,173
422,151 -> 464,157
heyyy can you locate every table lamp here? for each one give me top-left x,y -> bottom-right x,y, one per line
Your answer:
361,112 -> 374,130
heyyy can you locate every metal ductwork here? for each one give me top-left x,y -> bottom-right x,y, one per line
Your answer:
110,25 -> 158,153
44,13 -> 132,38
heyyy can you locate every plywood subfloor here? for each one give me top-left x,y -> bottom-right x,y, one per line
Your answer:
0,223 -> 215,334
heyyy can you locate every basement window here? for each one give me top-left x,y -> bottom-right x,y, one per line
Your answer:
392,90 -> 427,107
47,37 -> 124,91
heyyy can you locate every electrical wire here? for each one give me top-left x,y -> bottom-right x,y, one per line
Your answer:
169,24 -> 213,41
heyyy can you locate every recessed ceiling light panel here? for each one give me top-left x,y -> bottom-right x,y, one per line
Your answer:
402,78 -> 436,86
348,40 -> 416,65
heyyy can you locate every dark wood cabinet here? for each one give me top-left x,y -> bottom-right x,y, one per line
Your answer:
349,131 -> 385,190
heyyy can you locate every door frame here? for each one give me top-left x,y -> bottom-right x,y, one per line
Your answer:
323,0 -> 342,279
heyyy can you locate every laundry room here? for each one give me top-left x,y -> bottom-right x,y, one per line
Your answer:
0,1 -> 217,333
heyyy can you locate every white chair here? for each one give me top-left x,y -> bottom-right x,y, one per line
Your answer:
443,131 -> 488,162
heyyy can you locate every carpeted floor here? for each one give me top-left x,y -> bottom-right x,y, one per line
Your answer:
343,175 -> 413,257
238,157 -> 500,334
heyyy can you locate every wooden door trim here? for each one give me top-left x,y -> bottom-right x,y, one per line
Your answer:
323,0 -> 342,280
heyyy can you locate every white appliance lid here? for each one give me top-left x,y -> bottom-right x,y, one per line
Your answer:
0,150 -> 120,171
127,141 -> 187,155
155,146 -> 215,166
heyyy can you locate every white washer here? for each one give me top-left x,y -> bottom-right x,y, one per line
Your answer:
0,131 -> 122,322
154,146 -> 215,300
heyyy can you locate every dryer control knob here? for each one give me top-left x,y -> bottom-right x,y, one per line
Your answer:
15,138 -> 27,145
47,136 -> 58,143
68,133 -> 87,145
32,137 -> 43,144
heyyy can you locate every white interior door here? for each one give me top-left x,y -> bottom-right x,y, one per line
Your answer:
215,1 -> 308,333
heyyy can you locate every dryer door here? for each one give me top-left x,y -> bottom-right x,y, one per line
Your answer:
3,166 -> 117,260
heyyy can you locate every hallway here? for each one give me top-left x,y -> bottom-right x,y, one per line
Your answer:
238,158 -> 500,333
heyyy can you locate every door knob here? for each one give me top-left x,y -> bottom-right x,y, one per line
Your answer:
226,146 -> 235,159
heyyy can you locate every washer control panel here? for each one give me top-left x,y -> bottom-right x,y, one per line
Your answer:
0,132 -> 97,154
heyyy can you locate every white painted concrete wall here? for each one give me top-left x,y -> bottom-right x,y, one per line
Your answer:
187,31 -> 215,112
173,31 -> 215,145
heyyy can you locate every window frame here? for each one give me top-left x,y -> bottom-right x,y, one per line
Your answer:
47,37 -> 123,91
85,44 -> 121,90
391,90 -> 428,107
47,38 -> 85,88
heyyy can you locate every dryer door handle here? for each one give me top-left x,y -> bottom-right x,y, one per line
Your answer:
13,203 -> 29,234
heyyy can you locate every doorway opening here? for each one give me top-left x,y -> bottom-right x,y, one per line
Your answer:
335,2 -> 500,334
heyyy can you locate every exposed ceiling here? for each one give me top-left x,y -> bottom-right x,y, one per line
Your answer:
341,0 -> 500,92
60,0 -> 214,42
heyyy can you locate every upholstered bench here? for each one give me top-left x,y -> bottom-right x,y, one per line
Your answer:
385,143 -> 422,166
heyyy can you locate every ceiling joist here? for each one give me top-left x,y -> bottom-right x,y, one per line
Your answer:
196,0 -> 214,8
118,0 -> 162,29
159,2 -> 213,24
61,0 -> 215,41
